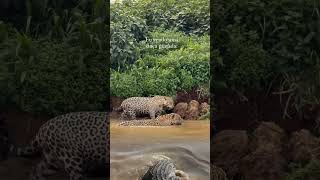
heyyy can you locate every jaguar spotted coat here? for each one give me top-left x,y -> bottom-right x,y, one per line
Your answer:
11,112 -> 108,180
119,113 -> 183,126
115,96 -> 174,120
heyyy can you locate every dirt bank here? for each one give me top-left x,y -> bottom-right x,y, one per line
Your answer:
215,90 -> 319,133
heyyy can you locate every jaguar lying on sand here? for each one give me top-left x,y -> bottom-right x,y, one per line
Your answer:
119,113 -> 183,126
9,112 -> 187,180
114,96 -> 174,120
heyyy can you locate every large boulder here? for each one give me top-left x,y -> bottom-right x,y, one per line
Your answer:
211,164 -> 228,180
240,143 -> 287,180
185,100 -> 200,120
240,122 -> 286,180
249,122 -> 285,152
289,129 -> 320,164
173,102 -> 188,119
211,130 -> 249,178
199,102 -> 210,116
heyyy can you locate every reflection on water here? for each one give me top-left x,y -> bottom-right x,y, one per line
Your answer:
110,119 -> 210,180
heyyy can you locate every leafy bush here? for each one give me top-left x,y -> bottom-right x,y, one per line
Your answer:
137,0 -> 209,35
17,41 -> 107,115
110,1 -> 148,70
199,112 -> 210,120
0,0 -> 109,115
226,28 -> 269,90
156,36 -> 210,90
110,0 -> 210,98
286,160 -> 320,180
110,0 -> 210,71
111,65 -> 180,97
110,69 -> 143,97
0,22 -> 107,116
111,33 -> 209,98
138,29 -> 189,57
212,0 -> 320,117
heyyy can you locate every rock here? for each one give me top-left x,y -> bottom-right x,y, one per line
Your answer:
240,122 -> 286,180
249,122 -> 285,152
240,143 -> 287,180
211,164 -> 228,180
185,100 -> 200,120
199,102 -> 210,116
211,130 -> 249,178
289,129 -> 320,164
173,102 -> 188,119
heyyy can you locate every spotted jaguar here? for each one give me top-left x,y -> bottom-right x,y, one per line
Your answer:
114,96 -> 174,120
119,113 -> 183,126
142,158 -> 189,180
11,112 -> 108,180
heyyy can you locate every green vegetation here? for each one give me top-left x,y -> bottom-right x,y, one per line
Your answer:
286,160 -> 320,180
213,0 -> 320,178
212,0 -> 320,118
0,1 -> 108,116
199,112 -> 210,120
110,0 -> 210,98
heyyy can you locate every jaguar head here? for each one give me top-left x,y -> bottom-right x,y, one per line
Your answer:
163,96 -> 174,110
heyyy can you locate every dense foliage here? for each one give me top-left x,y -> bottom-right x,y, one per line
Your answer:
286,160 -> 320,180
0,0 -> 108,115
212,0 -> 320,118
110,0 -> 210,98
212,0 -> 320,178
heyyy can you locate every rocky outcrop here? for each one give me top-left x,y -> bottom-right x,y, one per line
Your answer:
199,102 -> 210,116
211,120 -> 320,179
240,143 -> 287,180
185,100 -> 200,120
173,102 -> 188,119
288,129 -> 320,164
211,164 -> 228,180
240,122 -> 286,180
174,100 -> 210,120
249,122 -> 285,152
211,130 -> 249,178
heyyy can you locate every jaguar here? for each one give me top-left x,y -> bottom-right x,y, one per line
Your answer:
114,96 -> 174,120
119,113 -> 183,126
10,111 -> 108,180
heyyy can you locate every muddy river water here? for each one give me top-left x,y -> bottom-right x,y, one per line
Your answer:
110,119 -> 210,180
